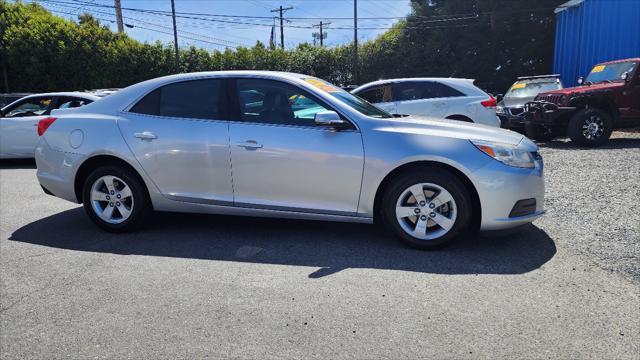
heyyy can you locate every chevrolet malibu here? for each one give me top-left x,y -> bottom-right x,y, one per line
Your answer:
35,71 -> 545,249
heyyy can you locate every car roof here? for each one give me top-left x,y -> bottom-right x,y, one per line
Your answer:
598,58 -> 640,65
352,77 -> 476,92
20,92 -> 101,100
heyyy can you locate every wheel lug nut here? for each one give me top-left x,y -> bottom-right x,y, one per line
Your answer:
109,202 -> 114,207
429,203 -> 435,209
419,201 -> 426,206
116,202 -> 121,206
430,212 -> 436,218
420,215 -> 427,221
414,208 -> 421,214
106,195 -> 110,200
117,194 -> 121,199
110,190 -> 115,195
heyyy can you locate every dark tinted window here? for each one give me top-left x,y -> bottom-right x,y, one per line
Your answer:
356,85 -> 393,103
395,81 -> 464,101
236,78 -> 333,126
130,79 -> 222,119
130,89 -> 159,115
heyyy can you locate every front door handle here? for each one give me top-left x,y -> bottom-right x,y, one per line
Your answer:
134,131 -> 157,141
236,140 -> 263,150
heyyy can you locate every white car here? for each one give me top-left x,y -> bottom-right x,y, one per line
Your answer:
352,78 -> 500,127
0,92 -> 101,159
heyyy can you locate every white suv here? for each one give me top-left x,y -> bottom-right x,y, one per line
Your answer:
352,78 -> 500,127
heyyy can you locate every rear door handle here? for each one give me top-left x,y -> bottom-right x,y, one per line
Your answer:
134,131 -> 157,141
236,140 -> 263,150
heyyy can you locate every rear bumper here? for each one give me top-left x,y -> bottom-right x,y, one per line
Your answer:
35,138 -> 83,203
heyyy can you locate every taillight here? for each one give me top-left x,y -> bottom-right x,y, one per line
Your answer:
37,117 -> 57,136
481,96 -> 497,108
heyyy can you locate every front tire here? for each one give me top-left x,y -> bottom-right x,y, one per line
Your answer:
567,108 -> 613,147
525,122 -> 556,142
380,168 -> 472,250
82,165 -> 150,232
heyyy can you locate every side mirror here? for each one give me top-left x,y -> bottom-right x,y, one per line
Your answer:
621,72 -> 630,82
577,77 -> 584,85
496,94 -> 504,103
314,110 -> 348,129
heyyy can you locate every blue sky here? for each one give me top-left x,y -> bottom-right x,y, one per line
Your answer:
26,0 -> 412,50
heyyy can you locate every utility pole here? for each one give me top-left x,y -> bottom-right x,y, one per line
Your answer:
271,5 -> 293,50
353,0 -> 358,84
114,0 -> 124,33
312,21 -> 330,47
170,0 -> 179,73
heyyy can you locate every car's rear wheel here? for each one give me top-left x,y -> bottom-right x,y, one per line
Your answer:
567,108 -> 613,147
381,168 -> 472,250
82,165 -> 150,232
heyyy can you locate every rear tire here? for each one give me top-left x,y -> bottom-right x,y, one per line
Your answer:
567,108 -> 613,147
380,167 -> 472,250
82,165 -> 151,232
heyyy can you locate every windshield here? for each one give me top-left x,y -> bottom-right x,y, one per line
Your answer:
586,61 -> 637,83
505,79 -> 562,98
303,78 -> 392,118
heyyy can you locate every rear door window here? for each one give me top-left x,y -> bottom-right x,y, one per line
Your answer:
356,85 -> 394,103
395,81 -> 464,101
130,79 -> 224,120
56,97 -> 93,109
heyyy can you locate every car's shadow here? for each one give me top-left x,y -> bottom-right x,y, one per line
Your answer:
10,209 -> 556,278
0,159 -> 36,169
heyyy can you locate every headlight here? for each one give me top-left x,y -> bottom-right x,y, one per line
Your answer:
471,140 -> 535,168
496,106 -> 505,114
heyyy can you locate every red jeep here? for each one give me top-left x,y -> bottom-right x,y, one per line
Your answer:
524,58 -> 640,146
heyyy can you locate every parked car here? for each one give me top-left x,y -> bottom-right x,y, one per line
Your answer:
525,58 -> 640,146
351,78 -> 500,127
0,92 -> 100,159
35,71 -> 544,249
497,75 -> 563,132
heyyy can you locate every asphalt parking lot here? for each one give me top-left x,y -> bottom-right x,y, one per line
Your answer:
1,131 -> 639,359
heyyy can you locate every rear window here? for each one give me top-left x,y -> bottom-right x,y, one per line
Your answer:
130,79 -> 223,119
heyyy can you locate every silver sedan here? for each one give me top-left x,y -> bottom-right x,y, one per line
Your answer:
35,71 -> 545,249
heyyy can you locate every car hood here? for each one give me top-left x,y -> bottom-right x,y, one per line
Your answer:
540,82 -> 625,96
383,115 -> 533,149
499,95 -> 536,108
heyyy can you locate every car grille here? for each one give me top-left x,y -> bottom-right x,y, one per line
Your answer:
507,107 -> 525,116
537,93 -> 563,105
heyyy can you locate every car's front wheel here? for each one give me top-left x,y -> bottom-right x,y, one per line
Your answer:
381,168 -> 472,250
567,108 -> 613,147
82,165 -> 150,232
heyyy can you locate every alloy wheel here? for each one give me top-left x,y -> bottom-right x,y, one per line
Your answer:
90,175 -> 134,224
582,115 -> 605,140
395,183 -> 457,240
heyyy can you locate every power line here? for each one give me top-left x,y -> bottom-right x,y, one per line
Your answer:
46,0 -> 246,47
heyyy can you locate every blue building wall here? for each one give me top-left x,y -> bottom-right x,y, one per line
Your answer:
553,0 -> 640,87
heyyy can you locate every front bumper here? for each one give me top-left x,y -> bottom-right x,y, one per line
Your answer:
524,101 -> 577,127
470,155 -> 545,231
498,113 -> 527,130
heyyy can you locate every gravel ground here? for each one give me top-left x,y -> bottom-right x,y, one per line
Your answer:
0,130 -> 639,359
537,129 -> 640,283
